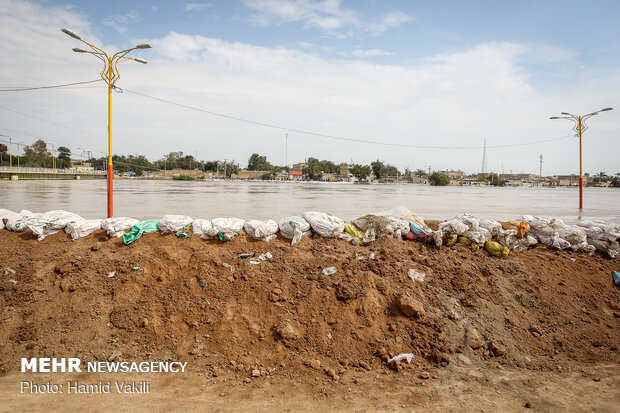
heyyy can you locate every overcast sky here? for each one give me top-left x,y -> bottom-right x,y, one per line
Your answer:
0,0 -> 618,175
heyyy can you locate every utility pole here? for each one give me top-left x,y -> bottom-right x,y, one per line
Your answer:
223,158 -> 227,179
285,133 -> 288,168
481,138 -> 487,174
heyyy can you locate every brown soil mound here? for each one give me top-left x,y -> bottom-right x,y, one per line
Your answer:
0,229 -> 619,380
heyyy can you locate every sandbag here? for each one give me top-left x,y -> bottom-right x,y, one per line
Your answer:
123,219 -> 160,245
65,219 -> 102,240
102,217 -> 139,238
193,219 -> 214,240
159,215 -> 194,233
303,211 -> 345,238
244,219 -> 279,241
499,220 -> 531,238
485,240 -> 509,257
209,217 -> 245,241
353,214 -> 410,242
0,209 -> 18,230
28,210 -> 84,241
278,216 -> 311,246
6,210 -> 42,232
344,222 -> 365,245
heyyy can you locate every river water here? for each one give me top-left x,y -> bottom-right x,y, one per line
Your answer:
1,180 -> 619,224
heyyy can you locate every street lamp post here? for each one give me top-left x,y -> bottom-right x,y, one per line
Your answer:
62,28 -> 151,218
550,107 -> 613,209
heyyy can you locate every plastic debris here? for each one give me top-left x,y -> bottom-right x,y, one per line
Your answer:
613,271 -> 620,287
344,222 -> 365,245
258,252 -> 273,260
222,263 -> 235,274
408,269 -> 426,283
321,267 -> 337,276
238,252 -> 255,259
249,260 -> 262,265
132,266 -> 143,271
4,267 -> 16,276
9,278 -> 17,285
387,353 -> 414,364
123,219 -> 160,245
107,271 -> 116,278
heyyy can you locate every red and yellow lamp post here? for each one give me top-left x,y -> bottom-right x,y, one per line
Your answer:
61,28 -> 151,218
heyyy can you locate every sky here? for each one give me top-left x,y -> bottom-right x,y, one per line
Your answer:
0,0 -> 618,175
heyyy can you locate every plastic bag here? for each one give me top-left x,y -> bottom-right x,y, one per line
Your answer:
193,219 -> 214,240
159,215 -> 193,233
102,217 -> 139,238
65,219 -> 102,240
278,216 -> 311,246
123,219 -> 160,245
303,211 -> 345,238
209,217 -> 245,241
28,210 -> 84,241
0,209 -> 18,230
244,219 -> 279,241
6,210 -> 42,232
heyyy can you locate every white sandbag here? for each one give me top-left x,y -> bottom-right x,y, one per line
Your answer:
208,217 -> 245,241
193,219 -> 213,240
278,216 -> 311,246
303,211 -> 345,238
5,210 -> 42,232
0,209 -> 18,230
514,235 -> 539,251
244,219 -> 279,241
577,220 -> 620,240
463,227 -> 492,245
28,210 -> 84,240
159,215 -> 194,233
438,218 -> 469,235
102,217 -> 139,238
65,219 -> 102,240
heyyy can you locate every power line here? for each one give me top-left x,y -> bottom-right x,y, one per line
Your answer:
123,87 -> 575,150
0,79 -> 103,92
0,105 -> 105,140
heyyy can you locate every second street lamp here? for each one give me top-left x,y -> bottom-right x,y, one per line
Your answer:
550,107 -> 613,210
62,28 -> 151,218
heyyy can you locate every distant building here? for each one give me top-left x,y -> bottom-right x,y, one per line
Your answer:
291,163 -> 306,172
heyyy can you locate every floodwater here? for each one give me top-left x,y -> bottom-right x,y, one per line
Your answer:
1,180 -> 619,224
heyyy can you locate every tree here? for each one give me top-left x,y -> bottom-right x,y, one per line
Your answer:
371,160 -> 385,179
414,169 -> 427,177
351,164 -> 371,181
23,139 -> 49,167
247,153 -> 271,171
57,146 -> 71,169
302,157 -> 323,180
319,160 -> 338,174
429,172 -> 450,186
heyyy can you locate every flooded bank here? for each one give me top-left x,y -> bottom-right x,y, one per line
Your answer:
1,180 -> 618,223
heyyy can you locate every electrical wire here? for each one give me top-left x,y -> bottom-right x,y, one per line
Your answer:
0,79 -> 103,92
123,88 -> 575,150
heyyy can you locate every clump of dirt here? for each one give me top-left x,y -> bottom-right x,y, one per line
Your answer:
0,229 -> 618,380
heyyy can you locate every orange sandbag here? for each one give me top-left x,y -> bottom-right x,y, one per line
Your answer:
499,220 -> 530,238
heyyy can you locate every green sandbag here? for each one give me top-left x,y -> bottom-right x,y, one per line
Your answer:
485,240 -> 509,257
123,219 -> 160,245
445,234 -> 458,247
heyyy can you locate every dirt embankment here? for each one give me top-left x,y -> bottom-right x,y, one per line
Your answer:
0,229 -> 619,410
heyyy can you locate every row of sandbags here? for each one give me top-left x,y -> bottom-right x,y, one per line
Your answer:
0,207 -> 618,258
435,213 -> 619,258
